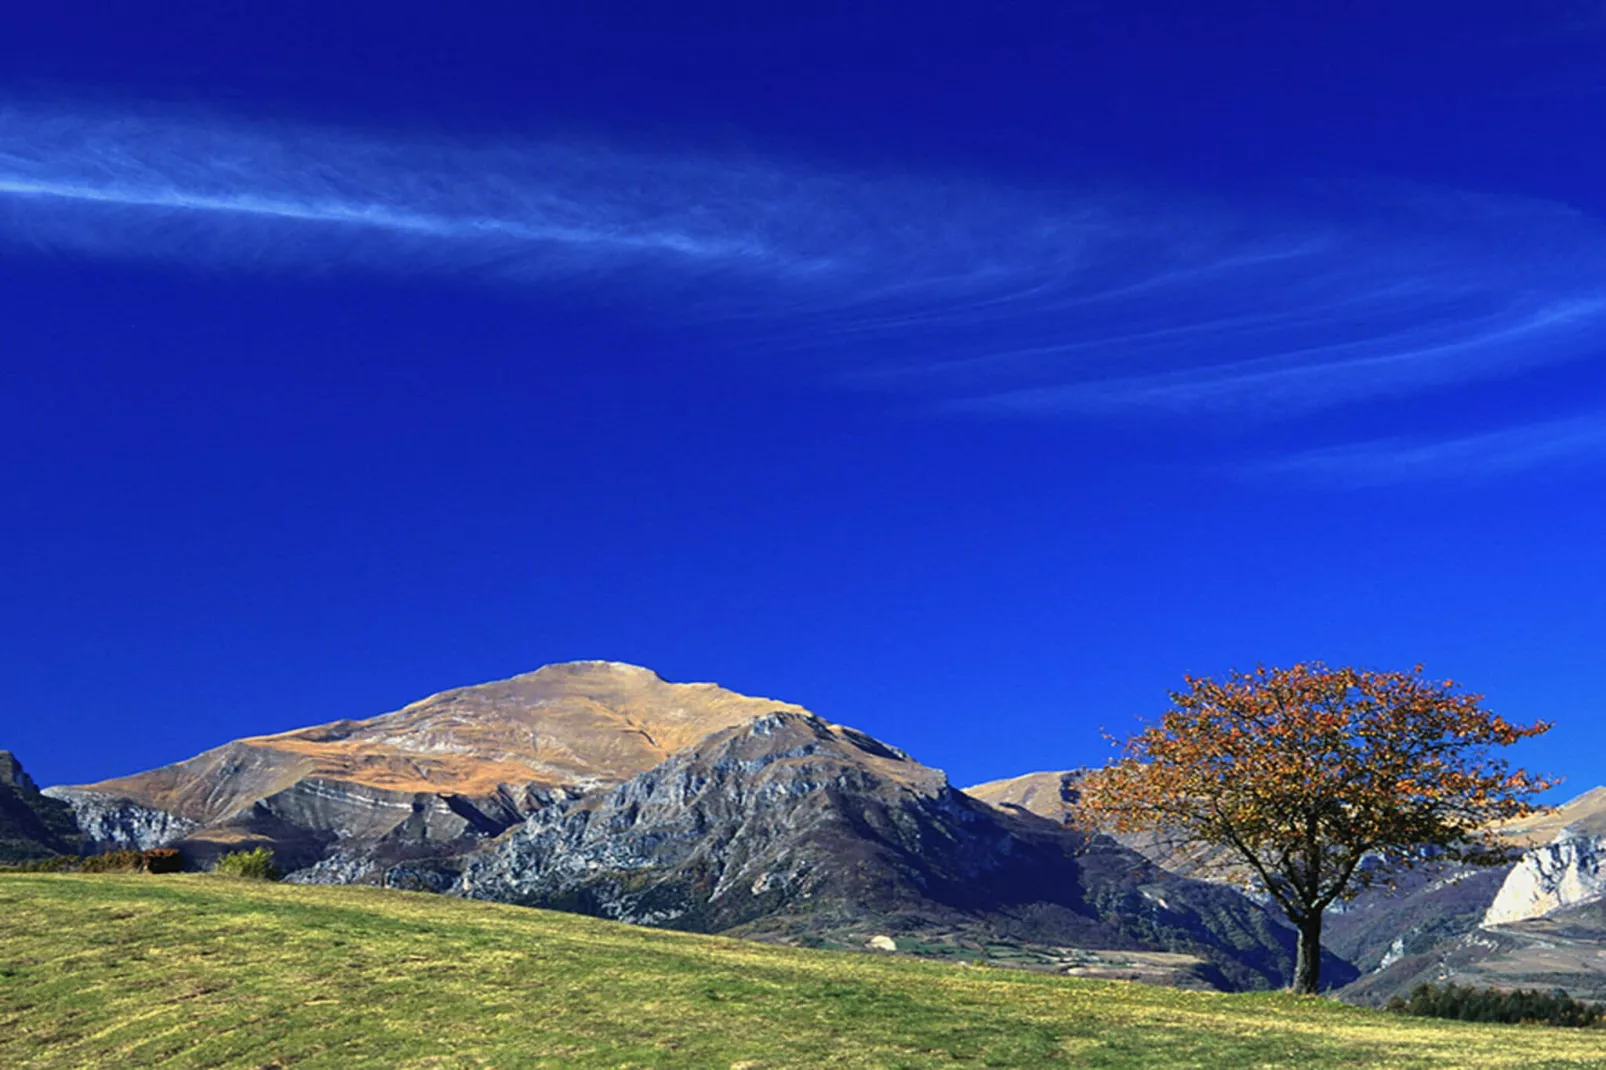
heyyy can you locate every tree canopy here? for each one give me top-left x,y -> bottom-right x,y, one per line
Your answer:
1077,663 -> 1554,994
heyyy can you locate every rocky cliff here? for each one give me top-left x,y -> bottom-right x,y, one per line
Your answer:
1481,835 -> 1606,926
0,751 -> 86,861
1480,789 -> 1606,927
1315,791 -> 1606,1003
39,787 -> 196,852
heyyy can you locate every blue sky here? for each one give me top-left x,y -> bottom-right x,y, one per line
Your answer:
2,3 -> 1602,794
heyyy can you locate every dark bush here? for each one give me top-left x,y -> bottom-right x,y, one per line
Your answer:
1,848 -> 191,874
1386,982 -> 1603,1028
214,847 -> 281,881
142,848 -> 184,873
80,850 -> 146,873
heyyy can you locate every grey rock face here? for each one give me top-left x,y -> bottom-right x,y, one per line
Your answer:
453,712 -> 949,924
40,787 -> 196,851
164,779 -> 553,875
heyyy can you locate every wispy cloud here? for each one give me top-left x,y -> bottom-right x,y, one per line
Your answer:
1248,413 -> 1606,486
3,102 -> 1604,423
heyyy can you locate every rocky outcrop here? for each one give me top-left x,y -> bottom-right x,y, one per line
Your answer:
454,711 -> 956,927
40,787 -> 195,852
1483,833 -> 1606,927
0,751 -> 87,861
218,778 -> 564,873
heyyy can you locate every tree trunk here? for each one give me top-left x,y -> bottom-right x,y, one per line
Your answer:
1292,913 -> 1323,995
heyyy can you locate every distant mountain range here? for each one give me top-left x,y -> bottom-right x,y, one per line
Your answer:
17,661 -> 1606,1000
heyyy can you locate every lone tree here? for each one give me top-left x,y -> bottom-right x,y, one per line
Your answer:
1077,663 -> 1554,995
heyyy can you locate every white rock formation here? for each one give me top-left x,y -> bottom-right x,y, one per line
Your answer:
40,787 -> 196,851
1482,832 -> 1606,927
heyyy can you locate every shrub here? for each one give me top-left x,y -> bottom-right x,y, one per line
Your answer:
214,847 -> 281,881
142,848 -> 184,874
0,855 -> 78,873
80,850 -> 146,873
1386,982 -> 1603,1028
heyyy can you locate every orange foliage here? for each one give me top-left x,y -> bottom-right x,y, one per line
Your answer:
1076,663 -> 1555,993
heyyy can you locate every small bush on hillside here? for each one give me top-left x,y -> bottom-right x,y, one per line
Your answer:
214,848 -> 281,881
80,850 -> 146,873
142,848 -> 184,873
1387,982 -> 1603,1028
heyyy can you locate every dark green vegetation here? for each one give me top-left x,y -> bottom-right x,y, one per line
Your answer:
1388,983 -> 1603,1028
0,752 -> 84,862
2,848 -> 182,874
5,875 -> 1606,1068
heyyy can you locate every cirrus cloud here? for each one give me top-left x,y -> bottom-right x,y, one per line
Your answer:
3,102 -> 1603,431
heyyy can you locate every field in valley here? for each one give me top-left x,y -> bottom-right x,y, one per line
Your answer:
3,874 -> 1605,1069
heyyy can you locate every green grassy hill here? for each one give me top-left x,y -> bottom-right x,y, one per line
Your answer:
3,875 -> 1605,1068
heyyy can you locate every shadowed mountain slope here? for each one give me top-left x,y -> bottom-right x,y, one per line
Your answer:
1342,897 -> 1606,1006
0,751 -> 85,861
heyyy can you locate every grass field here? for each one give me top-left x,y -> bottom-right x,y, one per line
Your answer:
3,875 -> 1606,1068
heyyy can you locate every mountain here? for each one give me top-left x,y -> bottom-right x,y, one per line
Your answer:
41,662 -> 1350,991
1341,897 -> 1606,1006
964,766 -> 1606,1004
47,661 -> 800,869
1335,789 -> 1606,1004
0,751 -> 85,861
1482,788 -> 1606,925
964,769 -> 1247,883
964,770 -> 1077,821
448,709 -> 1354,990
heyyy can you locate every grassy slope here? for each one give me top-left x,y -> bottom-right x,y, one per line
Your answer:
3,877 -> 1605,1069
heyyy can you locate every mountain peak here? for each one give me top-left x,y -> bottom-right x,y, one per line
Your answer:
0,750 -> 36,793
516,660 -> 667,681
0,750 -> 86,862
76,661 -> 814,825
